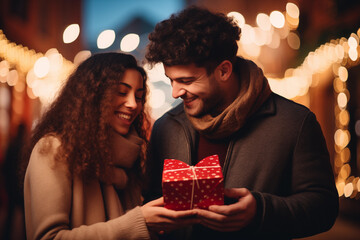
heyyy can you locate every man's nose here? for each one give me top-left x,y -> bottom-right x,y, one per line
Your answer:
172,82 -> 186,99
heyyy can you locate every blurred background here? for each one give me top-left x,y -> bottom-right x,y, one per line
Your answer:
0,0 -> 359,239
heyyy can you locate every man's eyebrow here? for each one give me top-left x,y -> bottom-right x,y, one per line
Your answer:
165,75 -> 195,81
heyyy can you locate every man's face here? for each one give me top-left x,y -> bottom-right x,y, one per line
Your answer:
164,63 -> 225,117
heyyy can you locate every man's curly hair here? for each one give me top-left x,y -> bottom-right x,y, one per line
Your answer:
21,52 -> 150,184
146,6 -> 241,74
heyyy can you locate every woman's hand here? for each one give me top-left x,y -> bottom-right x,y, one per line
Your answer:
141,197 -> 199,234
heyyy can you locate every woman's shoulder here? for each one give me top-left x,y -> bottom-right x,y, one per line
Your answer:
33,134 -> 62,156
30,134 -> 64,168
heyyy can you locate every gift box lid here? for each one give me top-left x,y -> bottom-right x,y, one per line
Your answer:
163,155 -> 223,182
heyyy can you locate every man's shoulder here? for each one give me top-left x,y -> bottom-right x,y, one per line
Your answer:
154,103 -> 186,124
252,92 -> 314,128
271,92 -> 311,116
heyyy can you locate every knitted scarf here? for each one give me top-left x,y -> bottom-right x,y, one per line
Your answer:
109,127 -> 143,189
187,57 -> 272,139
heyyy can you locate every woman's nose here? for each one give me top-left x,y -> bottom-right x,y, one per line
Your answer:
124,94 -> 137,109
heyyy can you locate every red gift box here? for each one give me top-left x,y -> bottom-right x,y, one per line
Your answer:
162,155 -> 224,210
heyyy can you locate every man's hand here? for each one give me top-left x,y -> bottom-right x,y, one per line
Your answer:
195,188 -> 257,232
141,197 -> 199,234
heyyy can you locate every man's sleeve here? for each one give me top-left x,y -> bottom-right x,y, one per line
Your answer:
253,111 -> 339,238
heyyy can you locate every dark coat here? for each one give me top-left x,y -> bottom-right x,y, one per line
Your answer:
145,93 -> 339,240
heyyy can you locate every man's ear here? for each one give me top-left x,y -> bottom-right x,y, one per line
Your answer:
216,60 -> 233,81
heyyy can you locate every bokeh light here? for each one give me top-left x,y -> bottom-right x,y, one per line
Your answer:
256,13 -> 271,31
227,11 -> 245,28
7,69 -> 18,86
74,50 -> 92,66
120,33 -> 140,52
63,24 -> 80,44
97,30 -> 116,49
337,92 -> 348,109
287,31 -> 300,49
286,2 -> 300,19
34,57 -> 50,78
270,11 -> 285,29
0,60 -> 9,83
149,88 -> 166,109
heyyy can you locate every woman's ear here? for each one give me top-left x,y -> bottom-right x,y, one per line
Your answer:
216,60 -> 233,82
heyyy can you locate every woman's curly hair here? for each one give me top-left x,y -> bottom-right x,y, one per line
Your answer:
145,6 -> 241,74
22,52 -> 150,183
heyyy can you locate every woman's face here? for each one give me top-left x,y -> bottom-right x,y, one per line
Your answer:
109,69 -> 145,135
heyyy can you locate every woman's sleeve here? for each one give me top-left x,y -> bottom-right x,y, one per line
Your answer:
24,136 -> 150,240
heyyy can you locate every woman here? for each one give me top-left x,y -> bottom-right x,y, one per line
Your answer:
23,52 -> 197,240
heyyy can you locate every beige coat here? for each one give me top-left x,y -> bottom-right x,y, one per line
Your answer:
24,135 -> 150,240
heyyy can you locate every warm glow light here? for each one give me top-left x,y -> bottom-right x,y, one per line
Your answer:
348,36 -> 358,48
287,32 -> 300,49
256,13 -> 271,31
335,44 -> 345,61
240,24 -> 255,45
337,92 -> 348,109
26,69 -> 37,88
144,63 -> 169,84
278,25 -> 290,39
34,57 -> 50,78
120,33 -> 140,52
97,30 -> 116,49
336,181 -> 345,196
7,69 -> 18,86
339,164 -> 351,180
333,78 -> 344,93
14,80 -> 25,92
338,66 -> 348,82
149,88 -> 166,108
0,60 -> 9,83
74,50 -> 91,66
227,11 -> 245,28
286,13 -> 299,29
339,110 -> 350,126
334,129 -> 350,148
253,27 -> 267,46
242,43 -> 261,58
63,24 -> 80,44
340,148 -> 351,163
344,182 -> 354,197
270,11 -> 285,29
27,86 -> 37,99
268,32 -> 281,49
286,2 -> 300,19
46,49 -> 63,73
0,87 -> 10,108
348,48 -> 358,61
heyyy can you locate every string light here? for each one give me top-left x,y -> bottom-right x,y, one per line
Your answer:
0,29 -> 74,107
332,34 -> 360,198
229,3 -> 300,61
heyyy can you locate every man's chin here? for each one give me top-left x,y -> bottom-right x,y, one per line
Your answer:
184,107 -> 205,118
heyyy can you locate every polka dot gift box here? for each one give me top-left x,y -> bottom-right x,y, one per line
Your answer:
162,155 -> 224,210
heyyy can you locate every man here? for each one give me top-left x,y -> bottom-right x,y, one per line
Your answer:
144,6 -> 339,240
